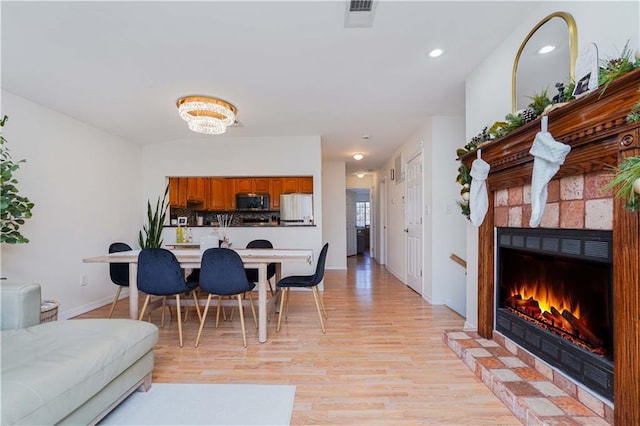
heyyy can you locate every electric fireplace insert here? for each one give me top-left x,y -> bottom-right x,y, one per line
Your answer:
495,227 -> 613,400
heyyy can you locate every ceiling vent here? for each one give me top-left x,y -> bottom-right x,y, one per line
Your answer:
344,0 -> 377,28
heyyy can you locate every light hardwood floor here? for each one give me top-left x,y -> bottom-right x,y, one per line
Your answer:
78,253 -> 520,425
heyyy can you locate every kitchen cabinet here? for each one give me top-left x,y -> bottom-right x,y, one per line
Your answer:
186,177 -> 206,202
206,178 -> 228,210
299,177 -> 313,193
281,177 -> 300,194
253,178 -> 270,193
281,176 -> 313,194
169,175 -> 312,211
270,178 -> 282,209
169,177 -> 187,208
232,177 -> 269,194
232,178 -> 253,194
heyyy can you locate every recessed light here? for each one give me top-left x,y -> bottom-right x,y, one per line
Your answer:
538,45 -> 556,54
428,48 -> 443,58
353,153 -> 364,161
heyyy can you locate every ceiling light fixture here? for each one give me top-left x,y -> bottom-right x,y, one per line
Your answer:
538,45 -> 556,54
428,48 -> 444,58
356,172 -> 365,178
177,96 -> 237,135
353,153 -> 364,161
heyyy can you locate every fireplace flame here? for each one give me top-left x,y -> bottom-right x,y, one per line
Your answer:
510,279 -> 581,319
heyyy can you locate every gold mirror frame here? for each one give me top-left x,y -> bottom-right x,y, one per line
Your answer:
512,12 -> 578,112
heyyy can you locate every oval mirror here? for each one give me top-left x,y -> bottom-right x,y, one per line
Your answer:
512,12 -> 577,112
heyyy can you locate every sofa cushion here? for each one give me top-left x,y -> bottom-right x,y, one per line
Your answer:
1,319 -> 158,425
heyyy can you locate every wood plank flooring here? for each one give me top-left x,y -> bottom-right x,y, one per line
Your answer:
77,253 -> 520,425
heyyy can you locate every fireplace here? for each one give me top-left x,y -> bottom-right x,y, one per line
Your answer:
495,227 -> 613,400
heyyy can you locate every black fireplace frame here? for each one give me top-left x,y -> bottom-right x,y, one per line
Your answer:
495,227 -> 614,401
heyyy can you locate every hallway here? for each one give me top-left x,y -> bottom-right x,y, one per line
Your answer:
80,253 -> 519,424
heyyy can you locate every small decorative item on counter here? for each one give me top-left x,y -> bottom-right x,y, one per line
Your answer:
176,225 -> 184,243
216,213 -> 233,247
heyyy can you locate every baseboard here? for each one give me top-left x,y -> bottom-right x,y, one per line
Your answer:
385,266 -> 404,284
59,289 -> 129,320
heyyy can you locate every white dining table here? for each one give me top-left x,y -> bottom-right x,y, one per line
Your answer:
83,248 -> 313,343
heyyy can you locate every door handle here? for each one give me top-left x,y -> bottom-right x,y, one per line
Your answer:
404,228 -> 409,233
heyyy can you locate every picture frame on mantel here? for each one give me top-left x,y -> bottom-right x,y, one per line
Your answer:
573,43 -> 599,98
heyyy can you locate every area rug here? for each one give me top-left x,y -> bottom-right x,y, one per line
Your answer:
99,383 -> 296,425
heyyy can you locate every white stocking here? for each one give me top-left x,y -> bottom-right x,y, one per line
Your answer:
469,157 -> 490,227
529,131 -> 571,227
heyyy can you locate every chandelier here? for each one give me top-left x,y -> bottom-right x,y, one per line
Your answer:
176,96 -> 237,135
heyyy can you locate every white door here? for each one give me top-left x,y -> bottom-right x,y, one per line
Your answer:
380,178 -> 387,265
346,190 -> 357,256
406,153 -> 423,294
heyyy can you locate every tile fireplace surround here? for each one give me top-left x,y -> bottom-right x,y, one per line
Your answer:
458,68 -> 640,424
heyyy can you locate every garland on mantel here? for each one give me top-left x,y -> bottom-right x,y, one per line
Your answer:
455,43 -> 640,219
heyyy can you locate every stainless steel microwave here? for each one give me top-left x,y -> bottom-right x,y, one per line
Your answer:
236,193 -> 270,210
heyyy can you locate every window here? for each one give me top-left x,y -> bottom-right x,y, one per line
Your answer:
356,201 -> 370,227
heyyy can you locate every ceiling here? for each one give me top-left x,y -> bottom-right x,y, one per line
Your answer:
1,1 -> 537,175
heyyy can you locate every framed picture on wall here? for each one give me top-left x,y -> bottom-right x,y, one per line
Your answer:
394,154 -> 404,183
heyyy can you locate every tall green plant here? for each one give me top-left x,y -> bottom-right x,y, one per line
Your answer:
1,115 -> 35,244
138,185 -> 169,248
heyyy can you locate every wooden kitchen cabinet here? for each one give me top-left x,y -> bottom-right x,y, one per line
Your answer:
232,177 -> 269,194
299,177 -> 313,193
253,177 -> 270,193
186,177 -> 206,202
205,178 -> 228,210
232,178 -> 253,194
281,176 -> 313,194
169,177 -> 187,208
270,178 -> 282,209
281,177 -> 300,194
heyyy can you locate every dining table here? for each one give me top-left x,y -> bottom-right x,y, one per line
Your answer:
83,248 -> 314,343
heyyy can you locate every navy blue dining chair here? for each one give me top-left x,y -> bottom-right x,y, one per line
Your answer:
137,248 -> 200,347
195,248 -> 257,348
244,239 -> 277,295
107,242 -> 132,318
277,243 -> 329,334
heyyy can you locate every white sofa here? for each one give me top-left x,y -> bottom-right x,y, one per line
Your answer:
1,282 -> 159,425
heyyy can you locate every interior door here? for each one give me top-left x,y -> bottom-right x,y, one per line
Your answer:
380,178 -> 387,265
346,190 -> 357,256
406,153 -> 423,294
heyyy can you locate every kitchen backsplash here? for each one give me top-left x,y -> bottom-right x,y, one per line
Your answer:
170,207 -> 279,226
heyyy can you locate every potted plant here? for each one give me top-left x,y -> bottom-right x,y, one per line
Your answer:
138,185 -> 169,248
1,115 -> 35,244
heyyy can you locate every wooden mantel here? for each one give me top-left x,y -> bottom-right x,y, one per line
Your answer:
462,67 -> 640,424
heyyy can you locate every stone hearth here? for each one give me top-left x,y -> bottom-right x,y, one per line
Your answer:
444,330 -> 613,425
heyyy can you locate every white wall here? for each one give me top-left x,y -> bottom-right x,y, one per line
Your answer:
322,161 -> 347,270
463,1 -> 639,329
346,174 -> 373,189
142,137 -> 324,275
430,116 -> 467,315
1,91 -> 143,319
375,116 -> 466,315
